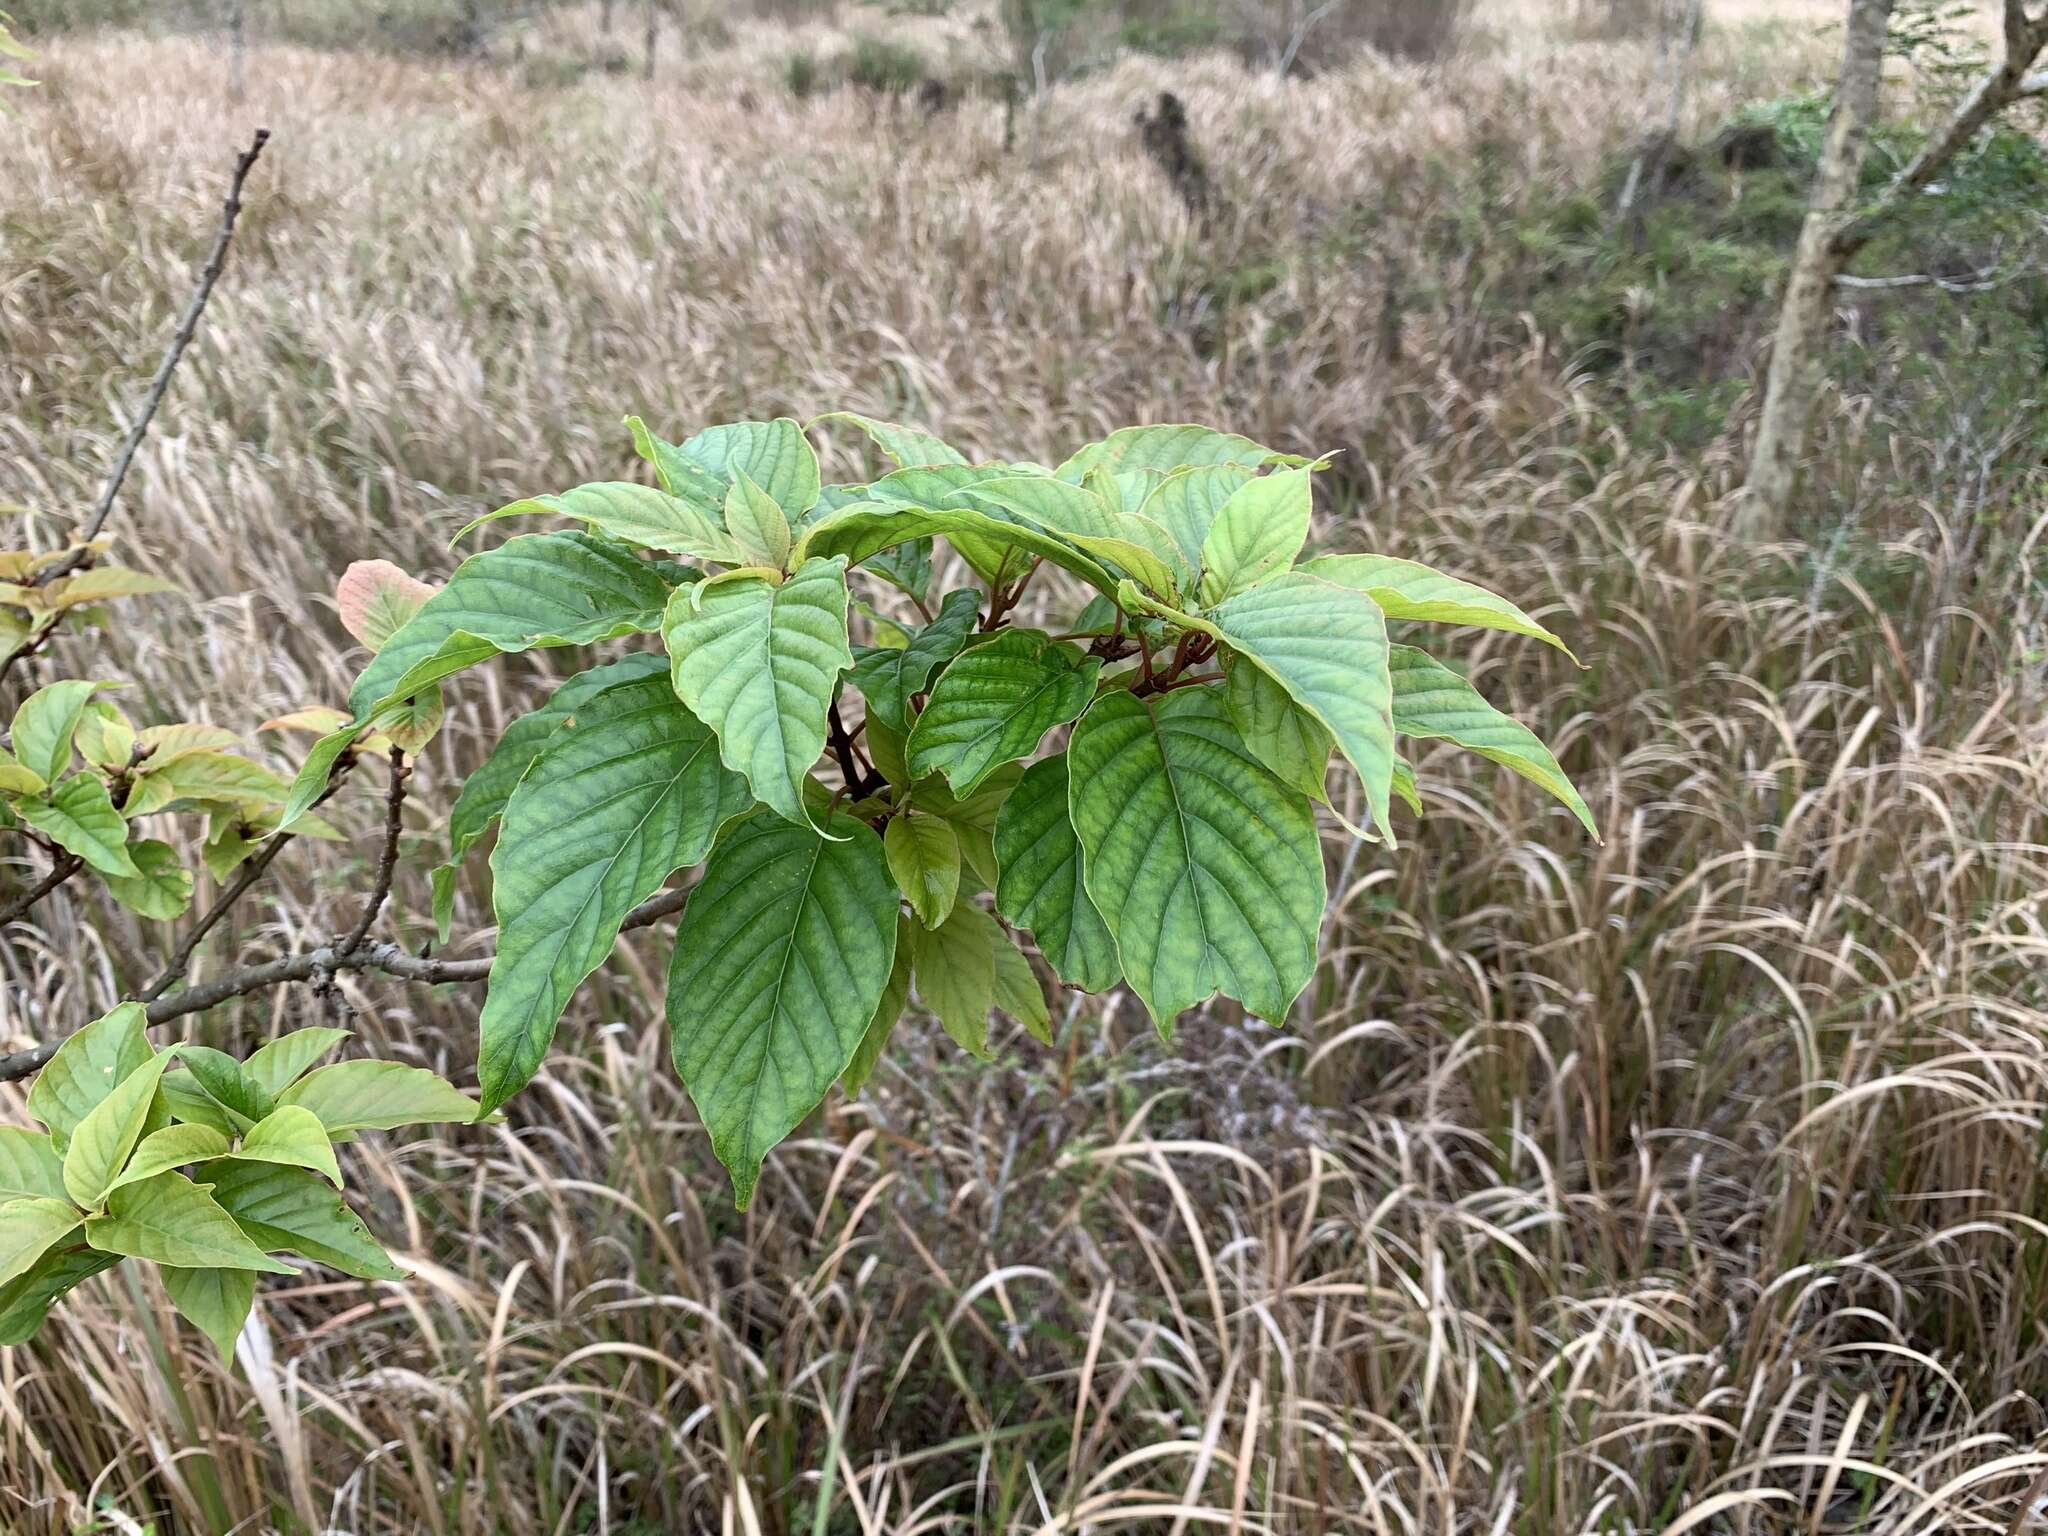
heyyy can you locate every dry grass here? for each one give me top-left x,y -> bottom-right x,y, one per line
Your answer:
6,2 -> 2048,1532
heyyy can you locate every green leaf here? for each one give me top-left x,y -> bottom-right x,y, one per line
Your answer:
63,1049 -> 177,1207
0,1129 -> 64,1202
161,1265 -> 256,1361
1300,554 -> 1577,661
0,1199 -> 83,1288
27,1003 -> 152,1143
441,654 -> 668,875
863,536 -> 933,603
842,914 -> 914,1094
0,1247 -> 119,1346
910,760 -> 1022,890
12,679 -> 102,786
667,814 -> 899,1208
231,1105 -> 342,1187
906,631 -> 1101,795
18,773 -> 138,878
1137,464 -> 1255,570
242,1028 -> 353,1098
199,1161 -> 404,1280
884,813 -> 961,928
677,419 -> 820,518
964,476 -> 1188,597
103,839 -> 195,920
1068,688 -> 1324,1029
126,751 -> 289,816
661,556 -> 853,830
992,753 -> 1120,992
909,903 -> 1000,1056
1223,652 -> 1332,803
1198,467 -> 1313,604
156,1074 -> 238,1136
725,471 -> 792,569
335,559 -> 436,652
348,530 -> 678,719
866,714 -> 910,787
1205,571 -> 1397,843
276,1061 -> 478,1134
0,749 -> 45,797
992,934 -> 1052,1044
86,1172 -> 296,1274
177,1046 -> 274,1126
1392,756 -> 1423,817
1058,424 -> 1299,481
849,587 -> 980,734
103,1123 -> 232,1193
464,481 -> 740,563
795,498 -> 1119,594
478,671 -> 752,1111
277,725 -> 358,833
813,411 -> 968,471
627,415 -> 729,505
1386,645 -> 1597,835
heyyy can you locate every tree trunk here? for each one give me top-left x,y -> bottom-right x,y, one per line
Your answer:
1741,0 -> 1893,535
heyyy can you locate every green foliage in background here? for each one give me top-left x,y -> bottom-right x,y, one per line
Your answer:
282,413 -> 1593,1210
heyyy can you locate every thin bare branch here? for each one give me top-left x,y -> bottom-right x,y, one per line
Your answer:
337,745 -> 409,959
0,852 -> 84,928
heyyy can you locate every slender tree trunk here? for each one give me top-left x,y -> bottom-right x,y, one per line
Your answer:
1741,0 -> 1893,535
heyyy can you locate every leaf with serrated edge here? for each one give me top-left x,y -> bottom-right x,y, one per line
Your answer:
906,630 -> 1100,796
85,1171 -> 295,1274
0,1199 -> 82,1288
231,1105 -> 342,1187
242,1027 -> 353,1097
199,1160 -> 406,1280
162,1265 -> 256,1361
63,1049 -> 176,1207
478,672 -> 752,1110
910,903 -> 1000,1057
885,813 -> 961,929
1301,554 -> 1577,661
662,556 -> 852,831
849,588 -> 979,734
27,1003 -> 152,1143
276,1061 -> 478,1135
0,1129 -> 64,1201
992,753 -> 1120,992
1068,688 -> 1324,1030
667,814 -> 898,1209
1199,467 -> 1313,604
1387,645 -> 1596,835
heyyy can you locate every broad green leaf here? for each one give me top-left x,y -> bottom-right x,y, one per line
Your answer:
906,631 -> 1101,795
85,1172 -> 296,1274
909,903 -> 1000,1056
0,1247 -> 119,1346
1223,652 -> 1332,804
864,535 -> 934,603
0,1199 -> 82,1288
626,415 -> 729,505
18,773 -> 137,878
724,471 -> 792,569
991,753 -> 1119,992
157,1073 -> 238,1135
667,814 -> 898,1209
849,587 -> 980,734
859,463 -> 1046,584
335,560 -> 437,651
63,1050 -> 176,1207
1205,572 -> 1396,843
12,679 -> 102,786
1392,756 -> 1423,817
161,1265 -> 256,1361
137,723 -> 243,765
125,751 -> 289,816
277,1061 -> 478,1134
1300,554 -> 1577,661
103,839 -> 194,920
73,701 -> 136,772
678,419 -> 820,518
200,1161 -> 405,1280
843,914 -> 914,1094
0,1129 -> 64,1202
1198,467 -> 1313,604
277,726 -> 358,833
661,556 -> 853,830
349,530 -> 679,718
866,714 -> 910,787
992,934 -> 1053,1044
0,749 -> 45,796
242,1028 -> 353,1098
795,499 -> 1119,594
1068,688 -> 1324,1029
813,411 -> 968,470
885,813 -> 962,928
47,568 -> 175,610
910,760 -> 1023,890
463,482 -> 739,563
231,1106 -> 342,1187
177,1046 -> 274,1126
1387,645 -> 1597,835
103,1124 -> 232,1193
1138,464 -> 1256,570
964,476 -> 1188,597
1058,424 -> 1299,481
27,1003 -> 151,1143
478,672 -> 752,1111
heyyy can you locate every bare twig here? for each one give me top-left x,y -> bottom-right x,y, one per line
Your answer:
0,853 -> 85,928
338,746 -> 409,959
0,886 -> 693,1083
